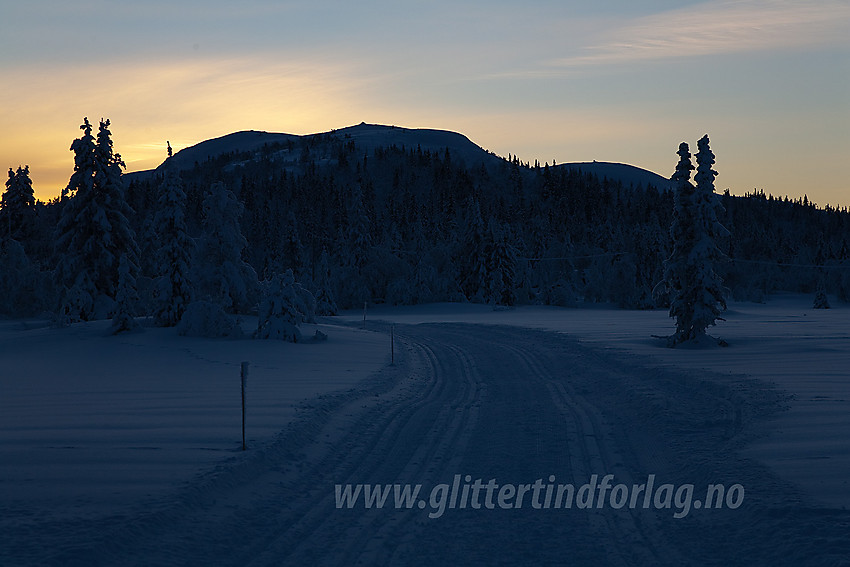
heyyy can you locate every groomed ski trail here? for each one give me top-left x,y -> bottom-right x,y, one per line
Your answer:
72,324 -> 850,566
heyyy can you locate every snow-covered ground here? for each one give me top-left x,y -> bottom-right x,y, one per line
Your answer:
345,295 -> 850,510
2,296 -> 848,565
0,319 -> 388,517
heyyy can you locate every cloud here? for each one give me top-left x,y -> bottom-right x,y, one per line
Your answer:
548,0 -> 850,67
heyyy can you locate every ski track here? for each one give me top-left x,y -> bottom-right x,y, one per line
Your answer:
504,340 -> 675,566
10,323 -> 850,566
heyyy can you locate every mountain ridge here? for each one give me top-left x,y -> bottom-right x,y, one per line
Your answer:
128,123 -> 671,191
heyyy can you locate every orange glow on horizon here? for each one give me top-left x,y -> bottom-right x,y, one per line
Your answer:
2,56 -> 848,208
1,56 -> 376,202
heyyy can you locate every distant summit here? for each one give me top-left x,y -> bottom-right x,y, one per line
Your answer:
128,123 -> 669,191
150,124 -> 502,174
333,123 -> 503,168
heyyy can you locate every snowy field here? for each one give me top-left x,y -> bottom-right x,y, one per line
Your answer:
344,294 -> 850,511
0,320 -> 388,517
2,296 -> 849,565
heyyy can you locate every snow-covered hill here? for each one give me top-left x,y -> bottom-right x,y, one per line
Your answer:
125,123 -> 669,190
123,123 -> 504,181
557,161 -> 673,191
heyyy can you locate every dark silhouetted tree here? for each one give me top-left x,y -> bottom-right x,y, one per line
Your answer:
193,181 -> 257,314
663,136 -> 728,345
2,165 -> 36,241
55,118 -> 140,321
152,157 -> 194,326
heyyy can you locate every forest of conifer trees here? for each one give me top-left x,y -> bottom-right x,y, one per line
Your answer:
2,123 -> 849,329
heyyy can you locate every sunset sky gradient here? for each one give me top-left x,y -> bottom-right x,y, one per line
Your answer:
2,0 -> 848,205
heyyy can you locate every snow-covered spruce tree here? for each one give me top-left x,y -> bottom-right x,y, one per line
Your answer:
692,135 -> 729,326
152,157 -> 194,326
483,218 -> 518,307
313,247 -> 338,315
94,119 -> 141,314
53,120 -> 97,318
387,220 -> 444,305
2,166 -> 36,241
282,211 -> 306,277
457,197 -> 488,301
337,183 -> 372,307
663,137 -> 728,346
349,183 -> 373,265
262,211 -> 306,281
255,269 -> 313,342
0,237 -> 44,316
0,166 -> 49,315
193,181 -> 257,314
111,253 -> 139,334
54,118 -> 140,321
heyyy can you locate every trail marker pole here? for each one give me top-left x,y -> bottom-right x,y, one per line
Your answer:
241,362 -> 248,451
362,301 -> 367,329
391,324 -> 395,365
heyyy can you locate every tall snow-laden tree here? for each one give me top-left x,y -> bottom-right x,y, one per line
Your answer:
194,181 -> 257,313
313,247 -> 338,315
349,183 -> 372,270
663,137 -> 728,345
337,183 -> 372,307
2,165 -> 36,241
94,119 -> 141,299
664,142 -> 697,343
457,197 -> 487,300
152,158 -> 194,326
263,210 -> 306,279
54,118 -> 140,321
483,217 -> 518,307
282,211 -> 306,277
692,134 -> 729,311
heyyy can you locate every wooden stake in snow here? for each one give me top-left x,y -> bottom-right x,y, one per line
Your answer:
241,361 -> 248,451
391,324 -> 395,366
363,301 -> 367,329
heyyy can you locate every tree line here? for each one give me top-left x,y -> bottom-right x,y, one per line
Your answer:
2,119 -> 848,342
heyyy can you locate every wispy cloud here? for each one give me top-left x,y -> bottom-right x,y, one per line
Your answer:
549,0 -> 850,67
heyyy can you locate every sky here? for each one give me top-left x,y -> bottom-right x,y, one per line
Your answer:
1,0 -> 849,206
